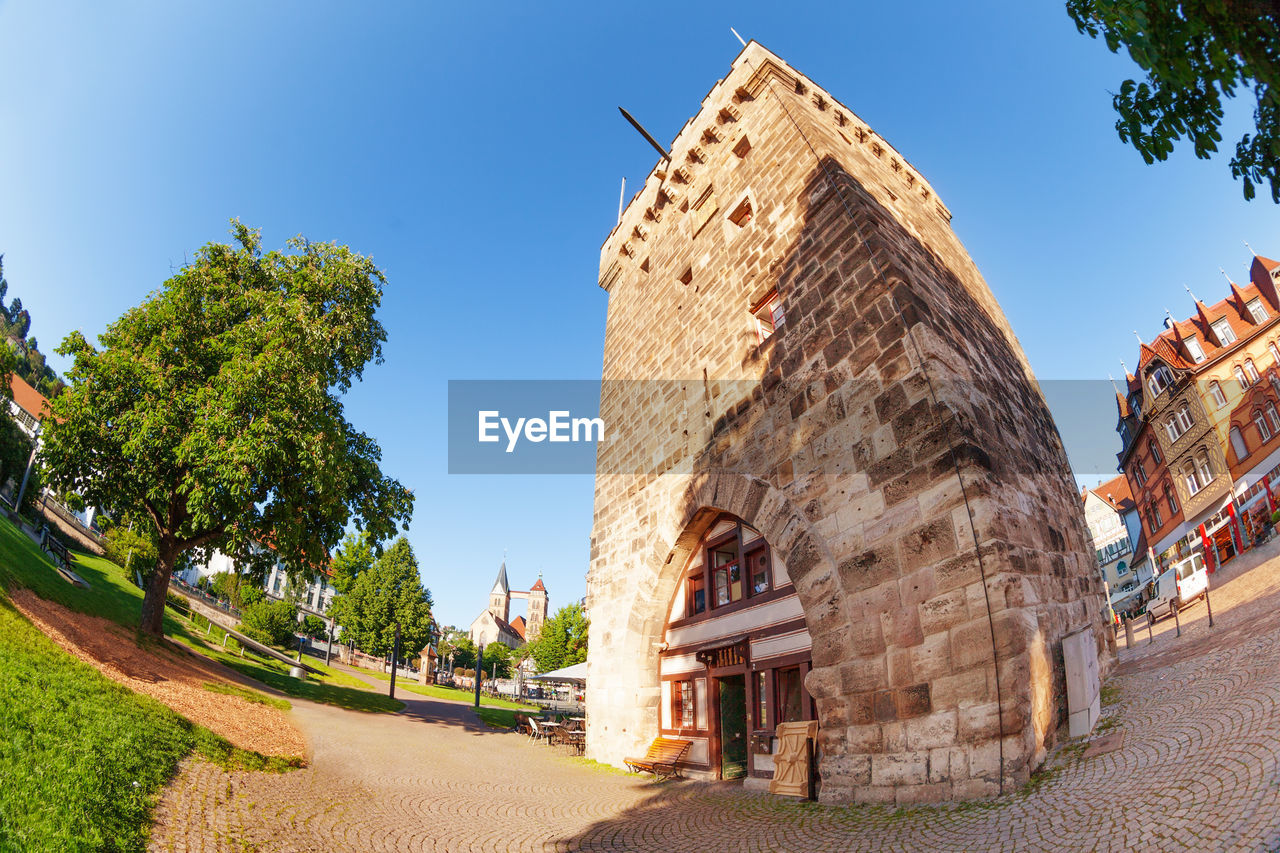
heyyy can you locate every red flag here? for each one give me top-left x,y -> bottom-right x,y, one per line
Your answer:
1228,501 -> 1244,553
1200,523 -> 1215,573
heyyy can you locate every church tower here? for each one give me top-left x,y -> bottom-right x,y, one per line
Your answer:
526,574 -> 548,639
488,561 -> 510,623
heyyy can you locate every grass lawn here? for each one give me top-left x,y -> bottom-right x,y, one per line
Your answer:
0,580 -> 298,852
0,513 -> 392,848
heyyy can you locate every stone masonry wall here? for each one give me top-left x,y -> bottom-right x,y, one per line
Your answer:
585,43 -> 1113,804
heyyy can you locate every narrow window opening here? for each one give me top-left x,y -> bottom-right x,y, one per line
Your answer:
728,197 -> 753,227
752,290 -> 785,342
733,136 -> 752,158
640,257 -> 650,273
679,266 -> 693,286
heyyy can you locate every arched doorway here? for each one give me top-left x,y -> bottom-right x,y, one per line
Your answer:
658,511 -> 815,783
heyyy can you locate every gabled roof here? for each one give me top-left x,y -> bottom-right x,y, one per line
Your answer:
1087,473 -> 1135,514
529,576 -> 545,592
1136,267 -> 1277,373
10,374 -> 49,421
510,615 -> 527,641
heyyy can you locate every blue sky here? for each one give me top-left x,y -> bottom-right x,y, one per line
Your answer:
3,2 -> 1280,628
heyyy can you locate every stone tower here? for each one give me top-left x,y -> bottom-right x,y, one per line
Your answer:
488,562 -> 510,624
584,42 -> 1111,803
526,575 -> 548,640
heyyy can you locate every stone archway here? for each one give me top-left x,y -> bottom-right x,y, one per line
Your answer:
584,469 -> 845,777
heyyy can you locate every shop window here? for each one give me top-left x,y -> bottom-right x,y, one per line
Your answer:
673,680 -> 695,729
755,671 -> 768,729
777,667 -> 804,724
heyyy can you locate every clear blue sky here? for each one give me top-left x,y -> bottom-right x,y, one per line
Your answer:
3,2 -> 1280,628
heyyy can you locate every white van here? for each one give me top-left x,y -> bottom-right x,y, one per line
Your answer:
1146,552 -> 1209,621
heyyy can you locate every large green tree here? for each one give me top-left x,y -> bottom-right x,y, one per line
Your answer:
329,536 -> 433,657
40,223 -> 414,636
329,530 -> 374,594
525,603 -> 588,674
1067,0 -> 1280,200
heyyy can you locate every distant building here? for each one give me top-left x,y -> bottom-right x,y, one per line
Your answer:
1082,474 -> 1138,593
467,561 -> 548,650
181,544 -> 337,616
1117,253 -> 1280,569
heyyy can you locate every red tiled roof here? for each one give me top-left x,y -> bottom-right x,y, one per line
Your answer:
1089,473 -> 1135,513
510,615 -> 527,641
1137,273 -> 1276,372
529,577 -> 545,592
10,375 -> 49,421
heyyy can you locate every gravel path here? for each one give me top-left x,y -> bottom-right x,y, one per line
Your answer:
148,555 -> 1280,852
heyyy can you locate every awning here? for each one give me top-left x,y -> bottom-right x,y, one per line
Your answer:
528,662 -> 587,684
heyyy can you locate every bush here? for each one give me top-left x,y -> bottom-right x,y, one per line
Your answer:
61,491 -> 85,513
238,599 -> 299,647
464,668 -> 475,678
301,614 -> 326,639
103,526 -> 157,584
165,590 -> 188,615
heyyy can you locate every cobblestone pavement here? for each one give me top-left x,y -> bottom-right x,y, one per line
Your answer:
150,557 -> 1280,852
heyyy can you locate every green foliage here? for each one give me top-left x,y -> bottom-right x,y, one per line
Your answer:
526,603 -> 589,674
238,598 -> 299,647
301,613 -> 327,638
39,222 -> 414,636
479,641 -> 515,679
0,257 -> 63,398
103,525 -> 158,584
0,413 -> 32,500
61,491 -> 85,513
449,635 -> 477,670
1067,0 -> 1280,201
328,536 -> 432,657
329,530 -> 374,595
206,570 -> 263,610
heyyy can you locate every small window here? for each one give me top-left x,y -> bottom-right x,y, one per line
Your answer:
679,266 -> 693,286
1268,402 -> 1280,432
1116,560 -> 1129,576
1148,365 -> 1174,397
1248,298 -> 1268,323
1236,365 -> 1252,390
1232,425 -> 1250,459
640,257 -> 650,273
710,539 -> 742,607
728,197 -> 753,227
1209,381 -> 1228,408
1150,441 -> 1162,464
747,547 -> 770,595
1269,342 -> 1280,364
1184,336 -> 1206,363
1212,318 -> 1238,345
1246,359 -> 1260,382
1166,483 -> 1179,513
1152,502 -> 1164,527
1196,451 -> 1213,485
755,671 -> 768,729
1257,412 -> 1274,443
688,573 -> 706,616
733,136 -> 751,158
1134,463 -> 1148,487
753,290 -> 785,342
1184,461 -> 1203,496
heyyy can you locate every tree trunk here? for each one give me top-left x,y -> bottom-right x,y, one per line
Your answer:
139,546 -> 177,637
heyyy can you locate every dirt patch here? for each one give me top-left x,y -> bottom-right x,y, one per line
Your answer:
10,588 -> 306,759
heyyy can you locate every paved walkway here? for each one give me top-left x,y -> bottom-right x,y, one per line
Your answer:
150,558 -> 1280,852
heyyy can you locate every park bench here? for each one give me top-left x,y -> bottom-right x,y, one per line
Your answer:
624,737 -> 691,779
42,535 -> 69,569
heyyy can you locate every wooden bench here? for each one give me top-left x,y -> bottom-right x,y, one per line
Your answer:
624,737 -> 691,779
42,535 -> 69,569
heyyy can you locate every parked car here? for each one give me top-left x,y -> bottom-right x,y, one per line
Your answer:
1146,552 -> 1209,622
